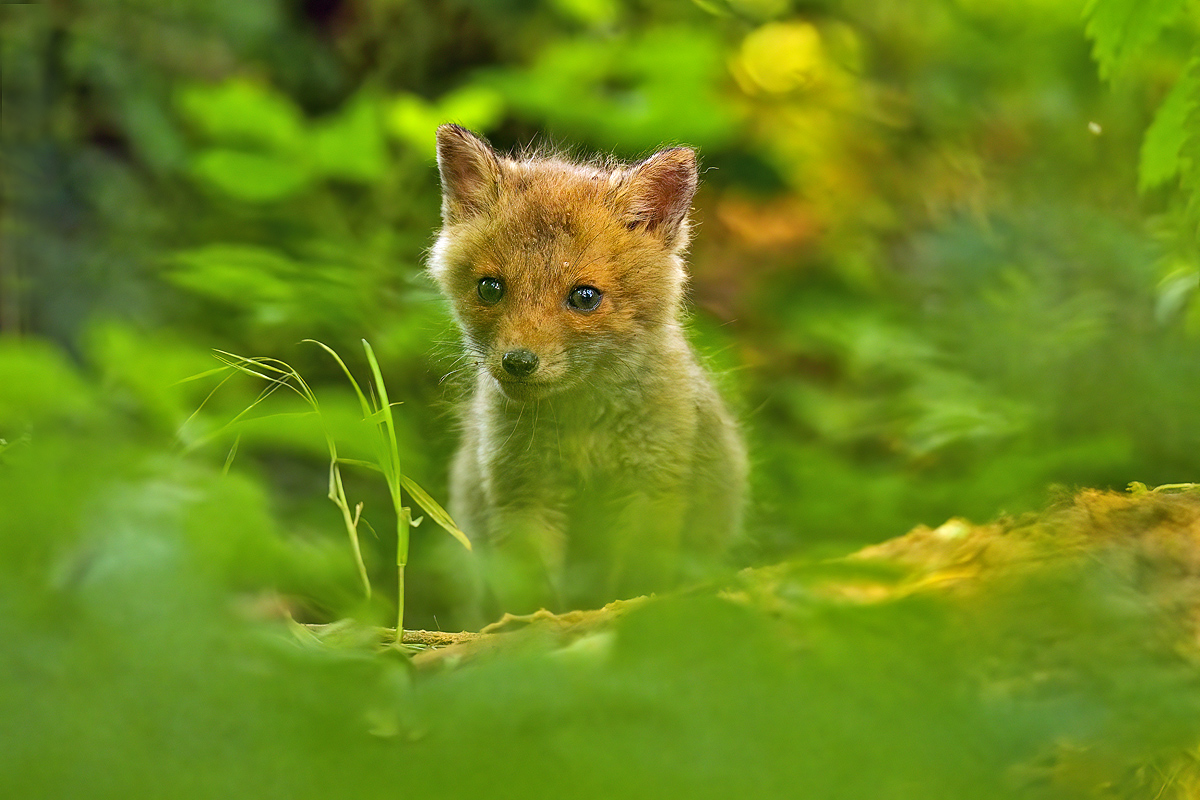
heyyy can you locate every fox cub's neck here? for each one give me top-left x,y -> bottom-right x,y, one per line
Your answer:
429,125 -> 700,406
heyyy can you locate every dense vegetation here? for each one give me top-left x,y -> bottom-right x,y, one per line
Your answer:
3,1 -> 1200,797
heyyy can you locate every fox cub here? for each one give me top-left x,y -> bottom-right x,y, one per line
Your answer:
430,124 -> 746,615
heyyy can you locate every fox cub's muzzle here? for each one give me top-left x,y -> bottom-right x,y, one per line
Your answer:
501,348 -> 539,378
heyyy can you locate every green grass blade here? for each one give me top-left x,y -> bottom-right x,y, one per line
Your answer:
330,459 -> 371,598
201,347 -> 372,599
363,408 -> 395,426
360,340 -> 403,491
361,340 -> 401,485
187,352 -> 314,450
399,474 -> 472,551
172,364 -> 237,385
177,368 -> 238,442
360,339 -> 409,643
303,339 -> 372,420
337,458 -> 383,472
192,340 -> 464,638
222,434 -> 241,475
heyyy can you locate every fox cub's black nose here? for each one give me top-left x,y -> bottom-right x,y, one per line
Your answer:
502,349 -> 539,377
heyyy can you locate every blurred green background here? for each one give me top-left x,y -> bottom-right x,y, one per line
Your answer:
6,0 -> 1199,622
4,1 -> 1200,796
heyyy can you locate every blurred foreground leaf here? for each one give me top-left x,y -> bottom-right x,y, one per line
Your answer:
1084,0 -> 1187,79
191,149 -> 313,201
4,332 -> 1200,799
1140,58 -> 1200,192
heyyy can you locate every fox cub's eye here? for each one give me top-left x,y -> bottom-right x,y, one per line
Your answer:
477,277 -> 504,304
567,285 -> 603,312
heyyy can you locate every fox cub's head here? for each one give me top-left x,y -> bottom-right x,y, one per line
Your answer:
429,124 -> 698,401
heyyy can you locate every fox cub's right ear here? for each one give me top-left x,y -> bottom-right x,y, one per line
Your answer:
621,147 -> 699,250
436,124 -> 502,224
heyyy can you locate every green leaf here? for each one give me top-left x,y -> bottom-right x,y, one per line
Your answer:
1083,0 -> 1187,79
87,323 -> 216,432
1188,289 -> 1200,334
483,26 -> 738,151
386,95 -> 443,157
168,244 -> 301,311
0,339 -> 96,426
399,473 -> 472,551
439,85 -> 505,134
1140,59 -> 1200,192
311,91 -> 388,182
191,149 -> 313,202
1154,265 -> 1200,321
336,457 -> 469,550
175,78 -> 306,152
386,86 -> 504,157
336,458 -> 382,472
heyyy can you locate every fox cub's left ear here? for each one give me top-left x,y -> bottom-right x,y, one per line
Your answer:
436,124 -> 502,224
621,147 -> 699,250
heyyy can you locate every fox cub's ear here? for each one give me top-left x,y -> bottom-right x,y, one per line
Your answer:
436,124 -> 502,223
621,147 -> 698,248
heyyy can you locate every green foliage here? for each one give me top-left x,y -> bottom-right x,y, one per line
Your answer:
1139,58 -> 1200,192
177,80 -> 388,201
1082,0 -> 1200,338
194,340 -> 470,637
1083,0 -> 1188,80
387,86 -> 506,157
167,245 -> 364,331
7,0 -> 1199,568
4,0 -> 1200,574
7,1 -> 1200,793
3,368 -> 1198,798
0,340 -> 96,426
484,26 -> 739,151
